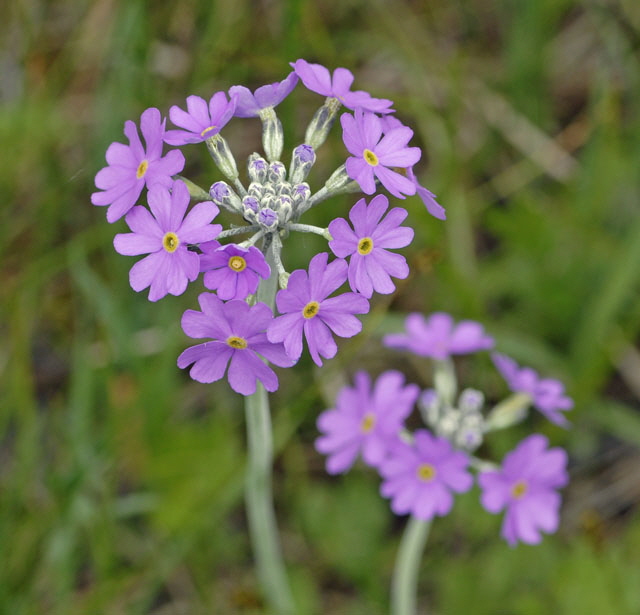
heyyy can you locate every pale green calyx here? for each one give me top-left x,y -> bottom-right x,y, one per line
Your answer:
259,107 -> 284,163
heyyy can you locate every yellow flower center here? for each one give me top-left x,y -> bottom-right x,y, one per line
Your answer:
200,125 -> 217,137
303,301 -> 320,319
162,232 -> 180,253
226,336 -> 248,349
136,159 -> 149,179
361,413 -> 376,433
511,480 -> 528,499
416,463 -> 436,482
363,148 -> 379,166
228,255 -> 247,272
357,237 -> 374,255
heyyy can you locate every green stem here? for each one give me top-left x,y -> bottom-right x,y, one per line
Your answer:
391,517 -> 431,615
433,358 -> 457,406
243,238 -> 294,614
244,386 -> 294,614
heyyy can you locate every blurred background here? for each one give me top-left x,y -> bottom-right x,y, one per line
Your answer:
2,0 -> 640,613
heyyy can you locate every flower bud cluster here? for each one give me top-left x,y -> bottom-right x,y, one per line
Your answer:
420,387 -> 485,451
224,155 -> 311,232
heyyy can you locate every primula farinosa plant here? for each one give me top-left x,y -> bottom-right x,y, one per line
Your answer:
316,311 -> 572,614
92,60 -> 445,614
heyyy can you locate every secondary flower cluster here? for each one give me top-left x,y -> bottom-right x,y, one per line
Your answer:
91,60 -> 443,395
315,312 -> 572,546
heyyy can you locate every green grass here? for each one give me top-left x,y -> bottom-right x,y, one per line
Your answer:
2,0 -> 640,612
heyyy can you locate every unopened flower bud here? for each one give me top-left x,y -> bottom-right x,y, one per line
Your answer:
455,413 -> 484,451
262,183 -> 277,198
291,183 -> 311,209
455,428 -> 483,452
258,208 -> 278,230
459,388 -> 485,414
289,144 -> 316,184
209,181 -> 242,212
248,153 -> 268,184
276,195 -> 292,210
205,134 -> 239,181
261,193 -> 276,212
275,181 -> 292,196
243,195 -> 260,213
304,96 -> 342,150
439,410 -> 461,439
277,195 -> 292,223
268,161 -> 286,184
259,107 -> 284,162
248,182 -> 264,199
242,195 -> 260,222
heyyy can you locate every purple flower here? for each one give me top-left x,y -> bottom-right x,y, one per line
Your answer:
407,167 -> 446,220
291,59 -> 394,113
341,109 -> 421,198
113,180 -> 221,301
383,312 -> 494,359
478,434 -> 569,546
164,92 -> 237,145
200,243 -> 271,300
379,429 -> 473,520
229,72 -> 299,118
328,194 -> 414,298
315,370 -> 420,474
267,252 -> 370,366
492,353 -> 573,427
177,293 -> 295,395
91,108 -> 185,223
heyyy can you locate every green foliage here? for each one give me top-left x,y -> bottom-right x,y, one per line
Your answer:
2,0 -> 640,612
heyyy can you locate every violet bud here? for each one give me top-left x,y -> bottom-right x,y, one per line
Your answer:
248,153 -> 268,184
289,144 -> 316,184
258,207 -> 278,230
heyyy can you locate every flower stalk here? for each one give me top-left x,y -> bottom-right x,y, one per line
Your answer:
391,517 -> 431,615
243,241 -> 294,614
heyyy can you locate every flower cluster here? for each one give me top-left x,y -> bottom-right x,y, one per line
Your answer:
92,61 -> 443,394
315,312 -> 572,545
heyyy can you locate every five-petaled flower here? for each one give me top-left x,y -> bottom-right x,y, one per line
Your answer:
478,434 -> 569,546
164,92 -> 237,145
315,370 -> 420,474
229,72 -> 299,118
341,109 -> 421,198
383,312 -> 494,360
379,429 -> 473,520
91,107 -> 185,223
492,353 -> 573,427
328,194 -> 414,298
200,243 -> 271,301
267,252 -> 370,366
113,179 -> 221,301
177,293 -> 295,395
291,59 -> 394,113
